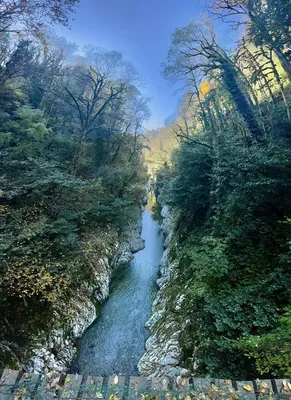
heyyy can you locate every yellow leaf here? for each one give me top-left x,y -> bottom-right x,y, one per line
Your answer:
200,81 -> 211,95
65,377 -> 71,383
243,385 -> 252,392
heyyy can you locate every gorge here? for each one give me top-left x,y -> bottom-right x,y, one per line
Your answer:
72,204 -> 164,376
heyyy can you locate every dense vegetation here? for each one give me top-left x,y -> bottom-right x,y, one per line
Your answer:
152,0 -> 291,378
0,1 -> 149,367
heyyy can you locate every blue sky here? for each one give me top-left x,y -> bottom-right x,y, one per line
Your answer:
55,0 -> 236,130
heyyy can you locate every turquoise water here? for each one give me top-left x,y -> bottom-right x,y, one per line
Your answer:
73,209 -> 164,376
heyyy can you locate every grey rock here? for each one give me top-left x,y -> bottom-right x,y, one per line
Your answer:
28,208 -> 145,373
138,203 -> 190,378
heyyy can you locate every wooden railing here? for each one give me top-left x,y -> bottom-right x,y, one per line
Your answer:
0,369 -> 290,399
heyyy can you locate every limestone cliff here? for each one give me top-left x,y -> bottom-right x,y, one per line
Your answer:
138,205 -> 190,378
28,213 -> 145,373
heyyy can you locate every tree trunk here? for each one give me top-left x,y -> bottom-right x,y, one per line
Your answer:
273,48 -> 291,82
221,65 -> 263,140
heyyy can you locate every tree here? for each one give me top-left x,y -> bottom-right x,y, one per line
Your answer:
0,30 -> 149,368
0,0 -> 79,33
210,0 -> 291,81
163,20 -> 263,140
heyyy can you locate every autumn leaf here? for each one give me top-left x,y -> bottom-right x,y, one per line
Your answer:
200,81 -> 211,95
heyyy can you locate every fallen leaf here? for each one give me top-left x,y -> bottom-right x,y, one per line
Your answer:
96,392 -> 103,398
243,385 -> 252,392
65,377 -> 71,383
230,394 -> 239,400
113,375 -> 119,385
50,377 -> 60,388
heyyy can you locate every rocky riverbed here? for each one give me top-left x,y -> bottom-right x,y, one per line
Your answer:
28,212 -> 145,373
138,204 -> 190,378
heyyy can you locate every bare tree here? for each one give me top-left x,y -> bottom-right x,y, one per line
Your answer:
163,20 -> 263,140
209,0 -> 291,81
0,0 -> 79,33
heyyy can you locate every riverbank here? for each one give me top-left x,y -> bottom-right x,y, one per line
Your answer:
27,212 -> 145,373
138,203 -> 190,378
71,208 -> 164,376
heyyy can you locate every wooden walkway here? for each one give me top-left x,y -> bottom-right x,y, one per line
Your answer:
0,369 -> 291,400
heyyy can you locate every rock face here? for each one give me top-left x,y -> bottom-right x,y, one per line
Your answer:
113,217 -> 145,266
28,212 -> 145,373
137,204 -> 190,378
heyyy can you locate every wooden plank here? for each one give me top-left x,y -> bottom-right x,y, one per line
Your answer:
274,379 -> 291,395
151,376 -> 170,395
36,372 -> 62,400
173,377 -> 190,396
205,379 -> 235,398
235,381 -> 256,400
82,376 -> 104,399
150,377 -> 170,400
151,377 -> 169,391
212,379 -> 232,388
61,374 -> 83,399
254,379 -> 274,396
105,376 -> 126,399
192,378 -> 212,393
16,373 -> 40,400
128,377 -> 148,400
0,370 -> 20,400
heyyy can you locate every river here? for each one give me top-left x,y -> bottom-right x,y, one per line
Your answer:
72,207 -> 164,376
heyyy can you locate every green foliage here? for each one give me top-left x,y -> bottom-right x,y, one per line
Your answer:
0,26 -> 148,367
239,310 -> 291,376
164,142 -> 212,232
154,0 -> 291,378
